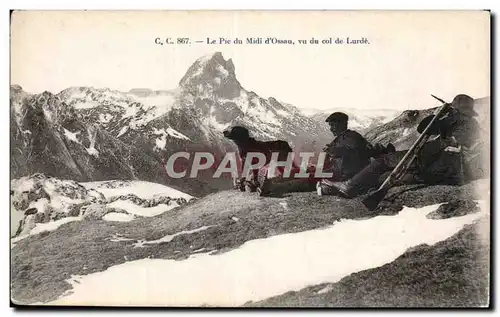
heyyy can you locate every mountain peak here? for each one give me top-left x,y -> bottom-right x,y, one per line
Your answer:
179,52 -> 241,99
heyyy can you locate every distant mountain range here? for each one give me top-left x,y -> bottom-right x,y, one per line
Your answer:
10,52 -> 332,196
302,108 -> 401,134
11,51 -> 489,196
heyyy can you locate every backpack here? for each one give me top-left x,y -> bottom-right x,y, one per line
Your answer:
419,148 -> 465,185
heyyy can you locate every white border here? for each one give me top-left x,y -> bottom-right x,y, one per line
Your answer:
2,1 -> 498,316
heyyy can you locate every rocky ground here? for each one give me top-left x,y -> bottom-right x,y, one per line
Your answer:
10,175 -> 192,242
11,179 -> 490,306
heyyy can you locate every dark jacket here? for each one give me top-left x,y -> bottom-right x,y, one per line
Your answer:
446,112 -> 481,149
323,129 -> 374,180
418,111 -> 481,184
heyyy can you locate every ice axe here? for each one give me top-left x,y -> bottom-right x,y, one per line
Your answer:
431,94 -> 447,104
361,95 -> 451,210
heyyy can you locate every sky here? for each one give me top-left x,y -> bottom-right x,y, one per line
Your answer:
10,11 -> 490,111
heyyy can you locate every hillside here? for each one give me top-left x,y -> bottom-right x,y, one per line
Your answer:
11,178 -> 489,306
10,51 -> 491,308
10,174 -> 193,244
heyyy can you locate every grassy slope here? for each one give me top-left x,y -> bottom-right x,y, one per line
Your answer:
11,180 -> 488,305
248,209 -> 490,307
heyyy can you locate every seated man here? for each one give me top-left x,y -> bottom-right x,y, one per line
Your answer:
316,112 -> 394,196
256,112 -> 393,197
443,94 -> 480,150
224,112 -> 394,197
442,94 -> 486,181
326,111 -> 465,198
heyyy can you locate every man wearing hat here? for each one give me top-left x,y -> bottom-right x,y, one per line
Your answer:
325,95 -> 476,198
316,112 -> 393,195
418,94 -> 483,181
445,94 -> 484,180
440,94 -> 481,149
224,113 -> 391,196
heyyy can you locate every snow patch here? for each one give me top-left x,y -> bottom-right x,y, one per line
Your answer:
152,128 -> 167,151
152,127 -> 190,150
130,94 -> 176,120
134,226 -> 212,248
216,64 -> 229,78
64,129 -> 81,144
48,202 -> 486,306
130,94 -> 174,108
11,201 -> 24,238
11,216 -> 82,245
279,201 -> 288,211
275,108 -> 292,118
109,234 -> 134,242
86,127 -> 99,157
186,53 -> 219,80
117,126 -> 129,138
80,180 -> 193,200
42,108 -> 54,122
99,113 -> 113,123
12,97 -> 27,126
247,98 -> 280,125
220,89 -> 249,114
317,285 -> 333,294
122,104 -> 140,118
41,181 -> 85,211
107,200 -> 179,217
208,118 -> 230,132
103,213 -> 135,222
155,135 -> 167,151
166,127 -> 190,140
207,108 -> 231,131
31,216 -> 81,235
12,178 -> 35,193
28,198 -> 49,214
86,147 -> 99,157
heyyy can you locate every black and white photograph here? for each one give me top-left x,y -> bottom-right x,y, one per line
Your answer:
9,10 -> 491,307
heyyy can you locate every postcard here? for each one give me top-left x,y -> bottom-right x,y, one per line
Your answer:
10,10 -> 491,307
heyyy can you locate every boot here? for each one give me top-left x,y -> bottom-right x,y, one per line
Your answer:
316,180 -> 340,196
322,179 -> 356,198
330,157 -> 393,198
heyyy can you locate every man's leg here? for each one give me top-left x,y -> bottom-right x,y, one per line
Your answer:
327,151 -> 409,198
316,160 -> 345,196
258,165 -> 318,196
